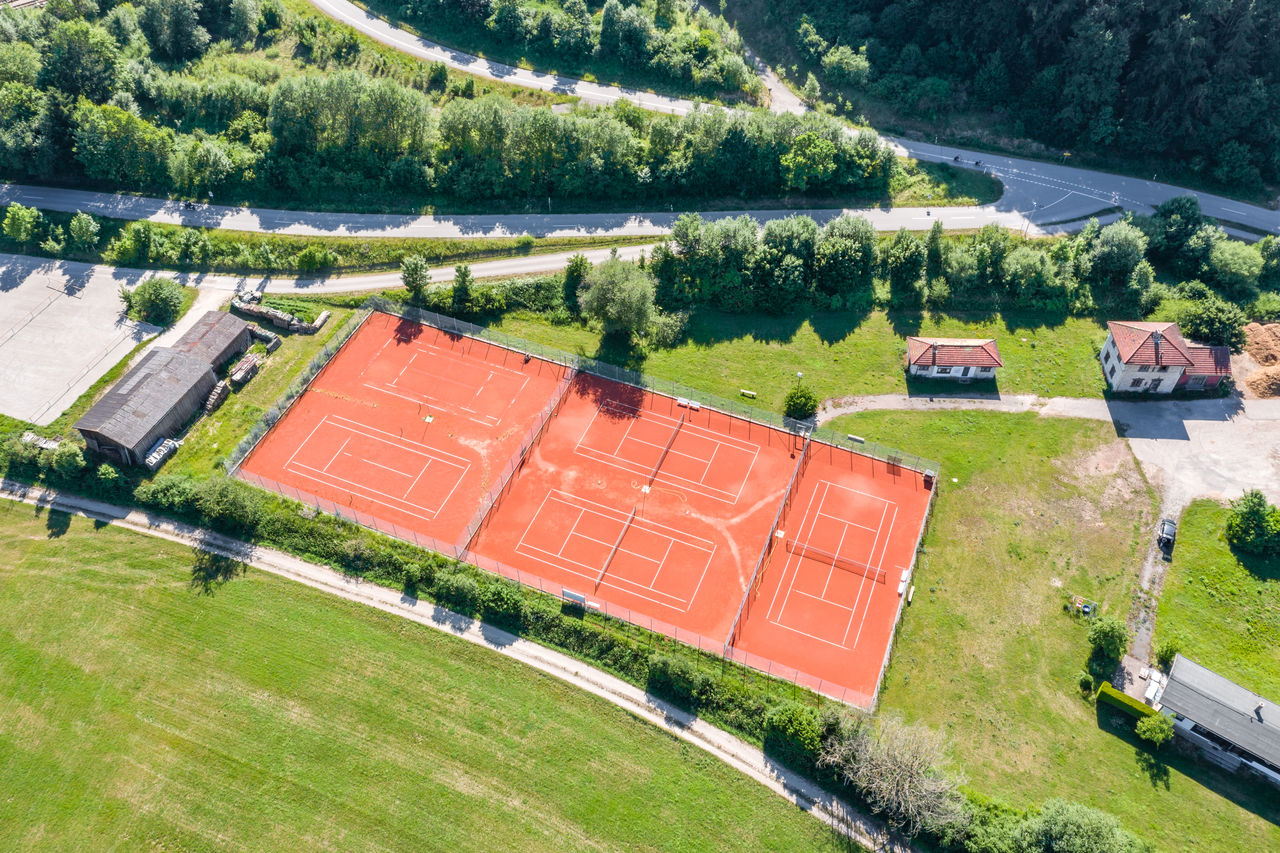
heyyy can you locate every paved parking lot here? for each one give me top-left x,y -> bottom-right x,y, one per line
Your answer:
0,254 -> 157,426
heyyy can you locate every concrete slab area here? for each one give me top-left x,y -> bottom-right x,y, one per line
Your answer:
0,254 -> 158,426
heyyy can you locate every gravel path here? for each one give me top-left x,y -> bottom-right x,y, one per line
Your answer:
0,478 -> 905,853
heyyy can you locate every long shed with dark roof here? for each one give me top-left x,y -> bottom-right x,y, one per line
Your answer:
171,311 -> 251,369
75,348 -> 216,467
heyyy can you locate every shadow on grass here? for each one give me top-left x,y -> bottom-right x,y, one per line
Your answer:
1095,704 -> 1280,824
1231,549 -> 1280,582
44,507 -> 71,539
903,374 -> 1001,399
190,548 -> 246,595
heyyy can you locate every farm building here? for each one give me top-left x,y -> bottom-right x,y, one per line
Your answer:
170,311 -> 251,369
75,348 -> 216,467
1099,321 -> 1231,393
905,337 -> 1002,381
1159,654 -> 1280,787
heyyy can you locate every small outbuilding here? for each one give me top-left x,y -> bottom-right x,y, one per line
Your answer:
905,337 -> 1002,381
75,348 -> 216,467
170,311 -> 251,370
1159,654 -> 1280,787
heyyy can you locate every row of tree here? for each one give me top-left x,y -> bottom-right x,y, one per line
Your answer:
399,0 -> 759,99
755,0 -> 1280,189
0,7 -> 895,203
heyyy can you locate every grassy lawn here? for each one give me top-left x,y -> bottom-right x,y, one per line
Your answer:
1157,500 -> 1280,699
166,307 -> 358,477
488,308 -> 1109,409
823,410 -> 1279,851
0,502 -> 848,851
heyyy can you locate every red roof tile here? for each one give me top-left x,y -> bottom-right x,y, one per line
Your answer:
906,337 -> 1003,368
1106,321 -> 1194,367
1185,344 -> 1232,376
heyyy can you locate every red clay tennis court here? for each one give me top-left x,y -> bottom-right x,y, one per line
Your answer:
469,374 -> 804,641
237,312 -> 572,550
726,442 -> 934,706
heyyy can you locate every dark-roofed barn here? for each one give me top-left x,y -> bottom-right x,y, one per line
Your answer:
1160,654 -> 1280,787
75,348 -> 216,467
171,311 -> 250,369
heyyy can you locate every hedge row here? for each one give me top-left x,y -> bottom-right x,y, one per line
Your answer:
1098,682 -> 1157,719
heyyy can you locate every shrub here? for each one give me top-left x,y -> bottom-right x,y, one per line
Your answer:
433,569 -> 480,615
783,381 -> 820,420
50,442 -> 86,477
295,243 -> 338,271
479,577 -> 525,630
192,476 -> 264,535
762,700 -> 822,772
1097,681 -> 1156,719
1077,671 -> 1094,694
94,462 -> 124,497
1153,636 -> 1181,670
1136,713 -> 1174,747
126,277 -> 185,326
578,257 -> 656,337
1012,798 -> 1150,853
1087,615 -> 1129,662
401,253 -> 430,302
1224,489 -> 1280,556
645,653 -> 712,710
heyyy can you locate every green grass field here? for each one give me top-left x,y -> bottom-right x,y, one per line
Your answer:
824,411 -> 1280,851
490,308 -> 1109,408
1156,500 -> 1280,699
0,501 -> 851,851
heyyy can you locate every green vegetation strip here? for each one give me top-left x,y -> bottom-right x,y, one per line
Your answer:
0,503 -> 844,851
1156,500 -> 1280,699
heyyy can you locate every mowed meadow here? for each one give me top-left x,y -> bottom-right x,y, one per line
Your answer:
0,501 -> 851,852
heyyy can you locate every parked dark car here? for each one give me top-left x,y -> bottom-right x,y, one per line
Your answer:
1157,518 -> 1177,553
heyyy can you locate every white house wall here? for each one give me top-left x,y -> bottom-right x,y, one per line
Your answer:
1099,333 -> 1182,393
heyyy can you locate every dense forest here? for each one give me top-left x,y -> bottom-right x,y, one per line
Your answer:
392,0 -> 762,101
728,0 -> 1280,192
0,1 -> 894,208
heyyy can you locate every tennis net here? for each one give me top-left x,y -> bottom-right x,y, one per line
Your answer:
647,412 -> 686,488
595,505 -> 637,588
784,540 -> 887,583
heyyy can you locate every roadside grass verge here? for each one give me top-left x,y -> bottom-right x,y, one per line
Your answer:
0,502 -> 848,852
825,410 -> 1280,852
166,307 -> 357,477
485,308 -> 1110,407
889,159 -> 1002,207
0,210 -> 651,277
1156,499 -> 1280,698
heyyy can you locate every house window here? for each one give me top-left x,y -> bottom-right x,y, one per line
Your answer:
936,367 -> 952,375
1158,365 -> 1169,372
1130,378 -> 1144,388
1149,379 -> 1162,391
980,366 -> 993,373
1103,350 -> 1111,363
1109,365 -> 1117,378
1138,365 -> 1151,373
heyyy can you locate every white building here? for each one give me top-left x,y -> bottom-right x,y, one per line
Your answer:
905,337 -> 1002,381
1099,321 -> 1231,394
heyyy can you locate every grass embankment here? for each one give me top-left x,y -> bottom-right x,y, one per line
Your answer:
1156,500 -> 1280,699
0,502 -> 846,851
0,210 -> 650,277
487,308 -> 1109,406
166,307 -> 357,477
823,410 -> 1280,851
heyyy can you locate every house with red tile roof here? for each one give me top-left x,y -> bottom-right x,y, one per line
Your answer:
905,337 -> 1002,381
1099,321 -> 1231,393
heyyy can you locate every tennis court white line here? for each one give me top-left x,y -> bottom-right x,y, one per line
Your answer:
514,490 -> 715,611
845,502 -> 897,650
574,402 -> 760,503
283,414 -> 470,522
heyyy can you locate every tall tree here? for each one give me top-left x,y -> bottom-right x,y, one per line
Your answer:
37,20 -> 121,104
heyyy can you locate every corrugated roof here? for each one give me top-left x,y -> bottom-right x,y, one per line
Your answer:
906,337 -> 1003,368
1107,321 -> 1194,366
75,348 -> 214,449
171,311 -> 249,366
1161,654 -> 1280,767
1185,344 -> 1232,376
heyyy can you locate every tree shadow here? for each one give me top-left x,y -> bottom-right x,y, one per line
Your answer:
1232,549 -> 1280,582
903,374 -> 1001,398
1134,747 -> 1171,790
45,508 -> 71,539
190,548 -> 246,595
393,315 -> 427,344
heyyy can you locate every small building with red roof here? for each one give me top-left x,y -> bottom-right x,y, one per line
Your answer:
905,337 -> 1002,381
1100,321 -> 1231,393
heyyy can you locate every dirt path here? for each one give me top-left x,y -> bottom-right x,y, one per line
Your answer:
0,478 -> 903,853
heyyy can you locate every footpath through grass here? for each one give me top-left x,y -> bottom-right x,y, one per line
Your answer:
824,410 -> 1280,852
490,308 -> 1109,408
0,502 -> 849,852
1156,500 -> 1280,699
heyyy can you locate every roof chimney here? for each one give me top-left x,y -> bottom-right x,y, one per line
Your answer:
1152,330 -> 1161,364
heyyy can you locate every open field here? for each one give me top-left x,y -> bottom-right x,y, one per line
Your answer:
491,309 -> 1110,407
0,500 -> 849,851
1156,500 -> 1280,699
825,410 -> 1280,851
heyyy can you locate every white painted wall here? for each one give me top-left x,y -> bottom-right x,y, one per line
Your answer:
907,364 -> 997,380
1099,332 -> 1182,393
